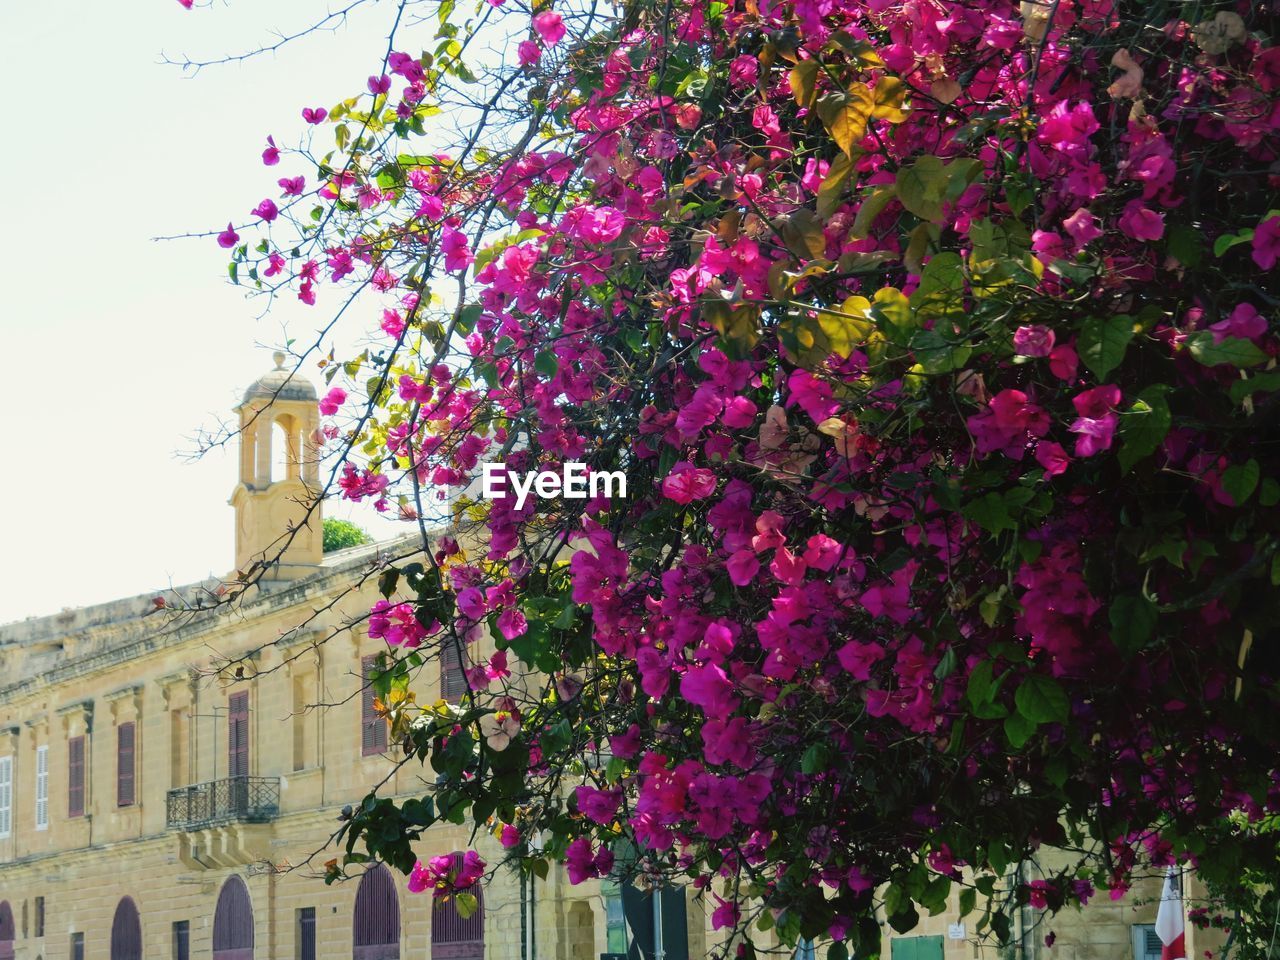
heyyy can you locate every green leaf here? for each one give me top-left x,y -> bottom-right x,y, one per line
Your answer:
1014,674 -> 1069,724
958,887 -> 977,918
1229,372 -> 1280,406
1186,332 -> 1268,368
962,492 -> 1015,534
455,893 -> 479,919
827,942 -> 849,960
1213,229 -> 1254,257
850,183 -> 898,239
1078,315 -> 1135,381
895,156 -> 980,223
801,743 -> 830,774
1118,385 -> 1172,473
966,660 -> 999,706
533,350 -> 559,378
1220,459 -> 1260,505
1004,710 -> 1037,748
1110,594 -> 1156,657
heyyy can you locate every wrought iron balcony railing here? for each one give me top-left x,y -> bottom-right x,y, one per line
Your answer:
166,776 -> 280,830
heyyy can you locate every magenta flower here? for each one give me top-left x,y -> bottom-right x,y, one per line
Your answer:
441,227 -> 474,272
497,608 -> 528,640
1062,207 -> 1101,248
1210,303 -> 1267,343
319,387 -> 347,416
518,40 -> 541,67
1013,324 -> 1056,358
216,223 -> 240,248
251,199 -> 278,223
301,106 -> 328,125
1034,440 -> 1070,476
1251,214 -> 1280,270
533,10 -> 566,45
1069,384 -> 1122,457
725,549 -> 760,586
661,463 -> 717,504
176,0 -> 193,8
261,136 -> 279,166
367,74 -> 391,95
499,824 -> 520,848
1117,200 -> 1165,242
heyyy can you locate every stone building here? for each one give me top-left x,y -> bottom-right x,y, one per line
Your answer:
0,357 -> 634,960
0,356 -> 1218,960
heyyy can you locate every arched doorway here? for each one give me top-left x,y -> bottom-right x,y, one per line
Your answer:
0,901 -> 14,960
213,877 -> 254,960
353,864 -> 400,960
111,897 -> 142,960
431,855 -> 484,960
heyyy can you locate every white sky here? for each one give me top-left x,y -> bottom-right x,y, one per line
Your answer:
0,1 -> 424,624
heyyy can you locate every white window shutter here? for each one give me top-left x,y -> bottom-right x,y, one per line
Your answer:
35,744 -> 49,830
0,756 -> 12,838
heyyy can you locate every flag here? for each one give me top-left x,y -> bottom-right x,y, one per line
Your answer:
1154,867 -> 1186,960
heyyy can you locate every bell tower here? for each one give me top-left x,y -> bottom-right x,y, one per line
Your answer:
229,352 -> 324,580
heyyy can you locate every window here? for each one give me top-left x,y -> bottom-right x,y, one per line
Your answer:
228,692 -> 249,778
889,937 -> 944,960
440,642 -> 468,702
34,745 -> 48,830
0,756 -> 12,838
296,908 -> 316,960
117,722 -> 136,807
173,921 -> 190,960
34,898 -> 44,938
71,932 -> 85,960
353,865 -> 400,960
603,884 -> 628,955
1133,924 -> 1162,960
361,657 -> 388,757
67,736 -> 85,818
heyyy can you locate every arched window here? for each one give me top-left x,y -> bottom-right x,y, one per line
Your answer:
0,901 -> 14,960
213,877 -> 255,960
353,864 -> 400,960
431,855 -> 484,960
111,897 -> 142,960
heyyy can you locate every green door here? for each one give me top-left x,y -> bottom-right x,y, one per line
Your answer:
890,935 -> 945,960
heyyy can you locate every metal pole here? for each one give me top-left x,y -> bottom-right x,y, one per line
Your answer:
653,887 -> 665,960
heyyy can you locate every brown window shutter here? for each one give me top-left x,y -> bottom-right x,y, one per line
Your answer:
441,642 -> 468,702
228,692 -> 250,778
68,735 -> 85,818
117,722 -> 136,807
362,657 -> 388,756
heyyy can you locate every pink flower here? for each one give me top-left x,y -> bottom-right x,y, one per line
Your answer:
1069,384 -> 1121,457
497,608 -> 528,640
1117,200 -> 1165,242
367,75 -> 391,95
499,824 -> 520,848
681,664 -> 737,719
1049,343 -> 1079,381
302,106 -> 328,125
711,898 -> 740,931
252,199 -> 278,223
264,253 -> 286,277
278,175 -> 306,196
1062,207 -> 1102,248
1251,215 -> 1280,270
407,860 -> 431,893
1013,325 -> 1056,358
533,10 -> 566,45
319,387 -> 347,416
721,396 -> 757,428
261,136 -> 279,166
176,0 -> 193,8
1034,441 -> 1070,476
1210,303 -> 1267,343
217,223 -> 240,249
661,463 -> 717,504
966,389 -> 1050,459
441,227 -> 474,272
457,587 -> 486,620
517,40 -> 542,67
725,550 -> 760,586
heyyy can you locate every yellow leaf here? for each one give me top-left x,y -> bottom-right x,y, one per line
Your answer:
780,209 -> 827,260
870,76 -> 909,122
789,60 -> 820,110
815,295 -> 873,358
816,152 -> 857,219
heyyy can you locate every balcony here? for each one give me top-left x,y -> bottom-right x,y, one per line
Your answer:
166,776 -> 281,830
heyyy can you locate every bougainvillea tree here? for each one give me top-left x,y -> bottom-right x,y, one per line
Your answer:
190,0 -> 1280,952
